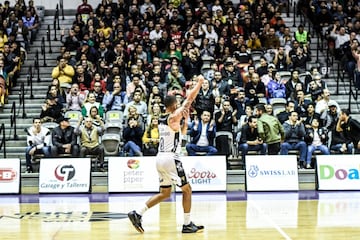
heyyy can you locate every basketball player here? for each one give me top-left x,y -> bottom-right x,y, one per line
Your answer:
128,75 -> 205,234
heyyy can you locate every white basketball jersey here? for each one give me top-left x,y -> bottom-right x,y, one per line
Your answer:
158,113 -> 181,154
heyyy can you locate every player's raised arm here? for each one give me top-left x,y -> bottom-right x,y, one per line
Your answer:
172,75 -> 205,123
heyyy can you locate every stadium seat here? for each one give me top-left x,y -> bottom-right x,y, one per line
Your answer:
102,133 -> 121,156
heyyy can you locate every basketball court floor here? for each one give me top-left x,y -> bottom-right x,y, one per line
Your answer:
1,191 -> 359,239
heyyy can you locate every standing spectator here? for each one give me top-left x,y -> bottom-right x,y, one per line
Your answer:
194,79 -> 215,117
25,118 -> 51,173
256,104 -> 285,155
280,111 -> 307,168
123,116 -> 144,156
215,100 -> 238,156
75,116 -> 105,171
77,0 -> 93,23
238,116 -> 267,162
186,111 -> 217,156
304,118 -> 330,169
51,116 -> 80,157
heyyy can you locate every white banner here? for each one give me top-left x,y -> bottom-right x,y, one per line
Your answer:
39,158 -> 91,193
179,156 -> 227,191
0,159 -> 20,194
245,155 -> 299,191
317,155 -> 360,190
108,156 -> 227,192
108,156 -> 159,192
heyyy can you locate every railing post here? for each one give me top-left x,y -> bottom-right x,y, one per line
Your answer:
47,25 -> 53,53
41,37 -> 47,67
29,65 -> 34,99
0,123 -> 6,158
293,1 -> 296,27
35,50 -> 40,82
60,0 -> 64,20
10,102 -> 18,140
20,82 -> 26,119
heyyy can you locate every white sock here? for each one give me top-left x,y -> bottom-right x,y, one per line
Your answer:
137,204 -> 149,216
184,213 -> 191,225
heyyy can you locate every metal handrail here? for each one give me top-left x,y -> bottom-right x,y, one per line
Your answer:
0,123 -> 6,158
28,65 -> 34,99
19,82 -> 26,118
10,102 -> 18,140
41,37 -> 47,67
348,72 -> 359,113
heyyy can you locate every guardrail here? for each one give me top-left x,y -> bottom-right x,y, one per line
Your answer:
0,123 -> 5,158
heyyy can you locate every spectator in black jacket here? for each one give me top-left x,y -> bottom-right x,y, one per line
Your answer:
51,116 -> 80,157
238,116 -> 267,162
337,109 -> 360,153
280,111 -> 307,167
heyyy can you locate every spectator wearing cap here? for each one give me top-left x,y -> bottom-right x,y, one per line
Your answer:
261,63 -> 277,87
221,60 -> 244,89
51,116 -> 80,158
245,73 -> 266,107
75,116 -> 105,170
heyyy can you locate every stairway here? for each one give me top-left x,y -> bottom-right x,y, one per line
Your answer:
0,14 -> 74,169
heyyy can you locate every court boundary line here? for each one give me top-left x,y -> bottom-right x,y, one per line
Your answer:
248,200 -> 292,240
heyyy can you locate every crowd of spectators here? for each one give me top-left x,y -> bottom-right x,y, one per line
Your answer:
0,0 -> 38,108
20,0 -> 360,172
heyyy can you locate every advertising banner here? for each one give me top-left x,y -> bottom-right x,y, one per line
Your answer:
0,159 -> 20,194
245,155 -> 299,191
39,158 -> 91,193
317,155 -> 360,190
108,156 -> 227,192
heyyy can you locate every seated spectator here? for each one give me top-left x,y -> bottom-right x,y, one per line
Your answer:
221,59 -> 244,89
336,109 -> 360,153
245,73 -> 266,107
123,116 -> 144,156
102,80 -> 128,112
126,74 -> 147,100
142,116 -> 160,156
294,90 -> 311,118
75,116 -> 105,171
186,111 -> 217,156
82,92 -> 104,118
46,84 -> 66,108
280,111 -> 307,168
51,116 -> 80,157
123,91 -> 148,119
331,120 -> 353,154
303,102 -> 321,128
267,71 -> 286,99
238,116 -> 267,162
165,64 -> 186,94
72,64 -> 92,91
51,57 -> 75,85
40,95 -> 64,123
277,100 -> 295,124
285,70 -> 303,100
304,118 -> 330,169
66,83 -> 86,111
25,118 -> 51,173
22,9 -> 39,45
